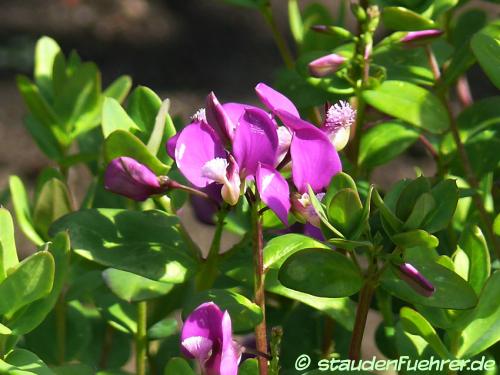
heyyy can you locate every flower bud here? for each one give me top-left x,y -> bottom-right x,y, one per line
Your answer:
104,157 -> 164,201
400,29 -> 443,44
308,54 -> 347,78
206,92 -> 235,143
323,100 -> 356,151
396,262 -> 435,297
311,25 -> 354,40
291,192 -> 324,227
221,156 -> 241,206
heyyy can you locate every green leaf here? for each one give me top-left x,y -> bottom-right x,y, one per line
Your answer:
363,81 -> 449,134
382,7 -> 436,31
288,0 -> 303,44
0,251 -> 54,318
127,86 -> 162,136
102,268 -> 174,302
395,176 -> 431,222
456,96 -> 500,140
403,192 -> 436,230
458,226 -> 490,296
8,232 -> 70,335
0,349 -> 55,375
307,185 -> 344,238
53,364 -> 94,375
327,188 -> 363,237
148,317 -> 178,340
9,176 -> 44,245
94,292 -> 137,334
381,259 -> 477,309
494,213 -> 500,236
102,97 -> 140,138
372,188 -> 403,233
183,289 -> 262,332
0,322 -> 12,335
32,178 -> 72,240
34,36 -> 61,100
471,21 -> 500,89
104,130 -> 170,175
238,359 -> 259,375
103,75 -> 132,103
263,233 -> 328,271
54,62 -> 101,135
146,99 -> 173,158
16,75 -> 67,146
0,208 -> 19,282
23,114 -> 63,160
163,357 -> 195,375
392,230 -> 439,249
456,272 -> 500,358
278,248 -> 363,298
422,179 -> 459,233
400,307 -> 451,359
359,121 -> 420,170
50,209 -> 196,283
328,238 -> 373,251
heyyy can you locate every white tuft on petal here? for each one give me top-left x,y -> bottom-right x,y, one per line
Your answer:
201,158 -> 229,183
181,336 -> 214,361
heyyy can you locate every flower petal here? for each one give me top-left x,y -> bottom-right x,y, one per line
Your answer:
232,108 -> 278,177
180,302 -> 224,359
219,311 -> 242,375
181,336 -> 214,362
104,157 -> 162,201
166,133 -> 180,159
255,82 -> 300,118
276,110 -> 342,192
206,92 -> 235,142
256,163 -> 290,225
175,122 -> 226,187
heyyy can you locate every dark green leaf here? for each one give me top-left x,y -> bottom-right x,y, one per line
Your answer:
0,251 -> 54,318
148,317 -> 178,340
363,81 -> 449,134
381,259 -> 477,309
9,232 -> 70,335
382,7 -> 436,31
50,209 -> 196,283
0,349 -> 54,375
456,272 -> 500,358
422,179 -> 458,233
127,86 -> 162,136
471,21 -> 500,89
359,121 -> 420,170
458,225 -> 490,295
238,359 -> 259,375
163,357 -> 195,375
102,268 -> 174,302
279,248 -> 363,298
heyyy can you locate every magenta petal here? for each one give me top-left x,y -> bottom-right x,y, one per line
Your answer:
401,29 -> 443,43
232,108 -> 278,177
256,163 -> 290,225
276,110 -> 341,192
206,92 -> 235,142
180,302 -> 224,359
166,133 -> 179,159
222,103 -> 260,127
175,121 -> 226,188
255,82 -> 300,118
308,53 -> 346,77
218,311 -> 241,375
104,157 -> 163,201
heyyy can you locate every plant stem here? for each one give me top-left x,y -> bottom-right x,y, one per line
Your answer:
261,1 -> 294,69
350,92 -> 367,175
252,200 -> 268,375
196,206 -> 228,290
348,279 -> 375,361
322,316 -> 335,357
56,295 -> 66,364
425,44 -> 441,81
136,301 -> 148,375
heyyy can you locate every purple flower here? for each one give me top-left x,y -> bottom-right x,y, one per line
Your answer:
181,302 -> 241,375
291,192 -> 325,227
104,157 -> 165,201
400,29 -> 443,44
171,92 -> 291,224
255,83 -> 342,193
397,262 -> 435,297
308,53 -> 347,78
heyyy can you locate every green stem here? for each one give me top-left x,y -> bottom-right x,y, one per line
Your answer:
56,295 -> 66,364
252,199 -> 268,375
136,301 -> 148,375
260,2 -> 294,69
196,207 -> 228,290
350,91 -> 367,175
348,279 -> 376,361
0,335 -> 7,359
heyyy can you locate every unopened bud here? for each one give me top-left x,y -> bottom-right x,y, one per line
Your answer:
396,262 -> 435,297
308,54 -> 347,78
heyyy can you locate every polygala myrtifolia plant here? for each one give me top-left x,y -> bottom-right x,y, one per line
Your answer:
0,0 -> 498,374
